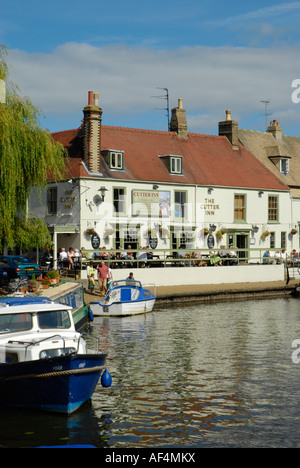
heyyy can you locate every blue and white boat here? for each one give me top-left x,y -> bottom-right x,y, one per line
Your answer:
90,280 -> 156,317
0,296 -> 111,414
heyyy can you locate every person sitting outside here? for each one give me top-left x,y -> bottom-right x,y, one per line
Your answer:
209,250 -> 222,266
58,248 -> 68,267
263,251 -> 276,265
192,248 -> 207,267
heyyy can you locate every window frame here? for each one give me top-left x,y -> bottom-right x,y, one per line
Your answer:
174,190 -> 187,219
47,187 -> 58,215
234,194 -> 246,222
113,187 -> 126,216
170,156 -> 182,174
109,151 -> 124,170
268,195 -> 279,223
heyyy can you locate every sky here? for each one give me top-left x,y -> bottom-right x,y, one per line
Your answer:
1,0 -> 300,136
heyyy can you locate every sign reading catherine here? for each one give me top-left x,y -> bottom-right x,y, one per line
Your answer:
132,191 -> 170,217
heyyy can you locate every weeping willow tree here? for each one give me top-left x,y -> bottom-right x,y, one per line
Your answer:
0,45 -> 67,251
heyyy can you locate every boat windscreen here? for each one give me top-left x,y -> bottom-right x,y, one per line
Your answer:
0,313 -> 32,333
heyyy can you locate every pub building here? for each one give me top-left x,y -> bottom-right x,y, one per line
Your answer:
28,92 -> 292,268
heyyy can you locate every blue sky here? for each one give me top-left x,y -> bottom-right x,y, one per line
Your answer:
2,0 -> 300,136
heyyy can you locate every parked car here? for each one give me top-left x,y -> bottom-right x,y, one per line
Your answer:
0,255 -> 41,279
0,261 -> 18,283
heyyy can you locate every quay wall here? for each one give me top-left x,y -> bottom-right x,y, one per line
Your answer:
82,264 -> 299,302
108,264 -> 285,287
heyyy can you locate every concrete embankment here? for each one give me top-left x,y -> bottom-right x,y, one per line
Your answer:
81,264 -> 300,306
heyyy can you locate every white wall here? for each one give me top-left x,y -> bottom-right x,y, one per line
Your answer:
81,264 -> 285,286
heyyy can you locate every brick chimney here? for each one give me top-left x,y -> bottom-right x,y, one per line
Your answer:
170,98 -> 188,139
267,120 -> 282,141
218,110 -> 239,150
83,91 -> 103,173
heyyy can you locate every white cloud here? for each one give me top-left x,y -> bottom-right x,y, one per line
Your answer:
7,42 -> 300,135
204,1 -> 300,27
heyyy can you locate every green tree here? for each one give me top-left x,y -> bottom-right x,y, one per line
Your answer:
0,45 -> 67,251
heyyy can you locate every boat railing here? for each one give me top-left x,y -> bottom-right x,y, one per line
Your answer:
143,283 -> 156,297
8,334 -> 81,360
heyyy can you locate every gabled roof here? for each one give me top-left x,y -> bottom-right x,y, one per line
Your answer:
52,125 -> 290,192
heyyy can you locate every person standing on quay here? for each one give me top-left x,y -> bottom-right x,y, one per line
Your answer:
97,261 -> 109,296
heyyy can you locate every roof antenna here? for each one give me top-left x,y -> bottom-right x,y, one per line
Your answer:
260,100 -> 272,130
151,87 -> 170,130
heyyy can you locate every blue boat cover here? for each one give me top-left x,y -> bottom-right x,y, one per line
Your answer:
0,297 -> 52,307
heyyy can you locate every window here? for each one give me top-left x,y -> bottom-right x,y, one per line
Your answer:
110,152 -> 123,170
268,196 -> 279,222
270,232 -> 275,249
37,310 -> 71,329
113,188 -> 125,215
170,156 -> 182,174
281,232 -> 286,249
280,159 -> 289,175
0,313 -> 32,334
234,195 -> 246,221
175,191 -> 187,218
47,187 -> 57,215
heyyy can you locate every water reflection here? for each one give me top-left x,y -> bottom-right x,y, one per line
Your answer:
1,297 -> 300,447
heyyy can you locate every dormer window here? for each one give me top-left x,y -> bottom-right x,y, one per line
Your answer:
102,149 -> 124,170
268,155 -> 290,176
159,155 -> 182,175
110,151 -> 123,170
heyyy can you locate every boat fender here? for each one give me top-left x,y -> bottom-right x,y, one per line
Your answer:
101,369 -> 112,388
88,307 -> 94,322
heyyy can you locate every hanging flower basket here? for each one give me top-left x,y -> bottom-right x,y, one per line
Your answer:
202,227 -> 209,236
290,228 -> 298,236
159,226 -> 170,239
148,228 -> 157,239
216,228 -> 227,241
84,228 -> 96,236
261,231 -> 270,241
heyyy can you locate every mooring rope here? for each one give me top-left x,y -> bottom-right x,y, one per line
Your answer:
0,365 -> 106,381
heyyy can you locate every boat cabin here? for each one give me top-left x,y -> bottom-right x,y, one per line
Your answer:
0,297 -> 85,364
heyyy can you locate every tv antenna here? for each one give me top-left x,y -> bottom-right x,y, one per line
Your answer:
151,87 -> 170,130
260,100 -> 272,130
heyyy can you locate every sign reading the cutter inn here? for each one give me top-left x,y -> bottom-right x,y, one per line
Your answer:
132,190 -> 170,217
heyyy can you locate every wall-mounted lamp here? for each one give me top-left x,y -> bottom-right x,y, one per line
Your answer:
209,224 -> 216,232
98,186 -> 108,201
252,225 -> 259,233
207,187 -> 214,194
258,191 -> 264,197
153,184 -> 159,190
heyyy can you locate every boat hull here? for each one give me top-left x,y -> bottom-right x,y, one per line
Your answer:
90,298 -> 156,317
0,354 -> 107,414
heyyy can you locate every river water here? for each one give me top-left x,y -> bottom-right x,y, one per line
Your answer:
1,296 -> 300,448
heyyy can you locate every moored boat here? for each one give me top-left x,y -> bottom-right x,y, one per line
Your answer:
39,281 -> 92,332
89,280 -> 156,317
0,296 -> 111,414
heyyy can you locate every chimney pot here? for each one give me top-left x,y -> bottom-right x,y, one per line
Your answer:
88,91 -> 93,105
94,92 -> 99,107
178,98 -> 183,109
226,109 -> 232,121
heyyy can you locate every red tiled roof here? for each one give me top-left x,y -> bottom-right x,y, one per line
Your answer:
52,125 -> 289,191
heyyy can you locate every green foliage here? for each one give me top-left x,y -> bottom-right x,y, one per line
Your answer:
0,45 -> 68,251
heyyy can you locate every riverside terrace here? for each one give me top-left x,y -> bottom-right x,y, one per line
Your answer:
58,247 -> 297,271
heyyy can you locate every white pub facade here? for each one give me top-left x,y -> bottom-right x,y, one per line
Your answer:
29,93 -> 295,265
